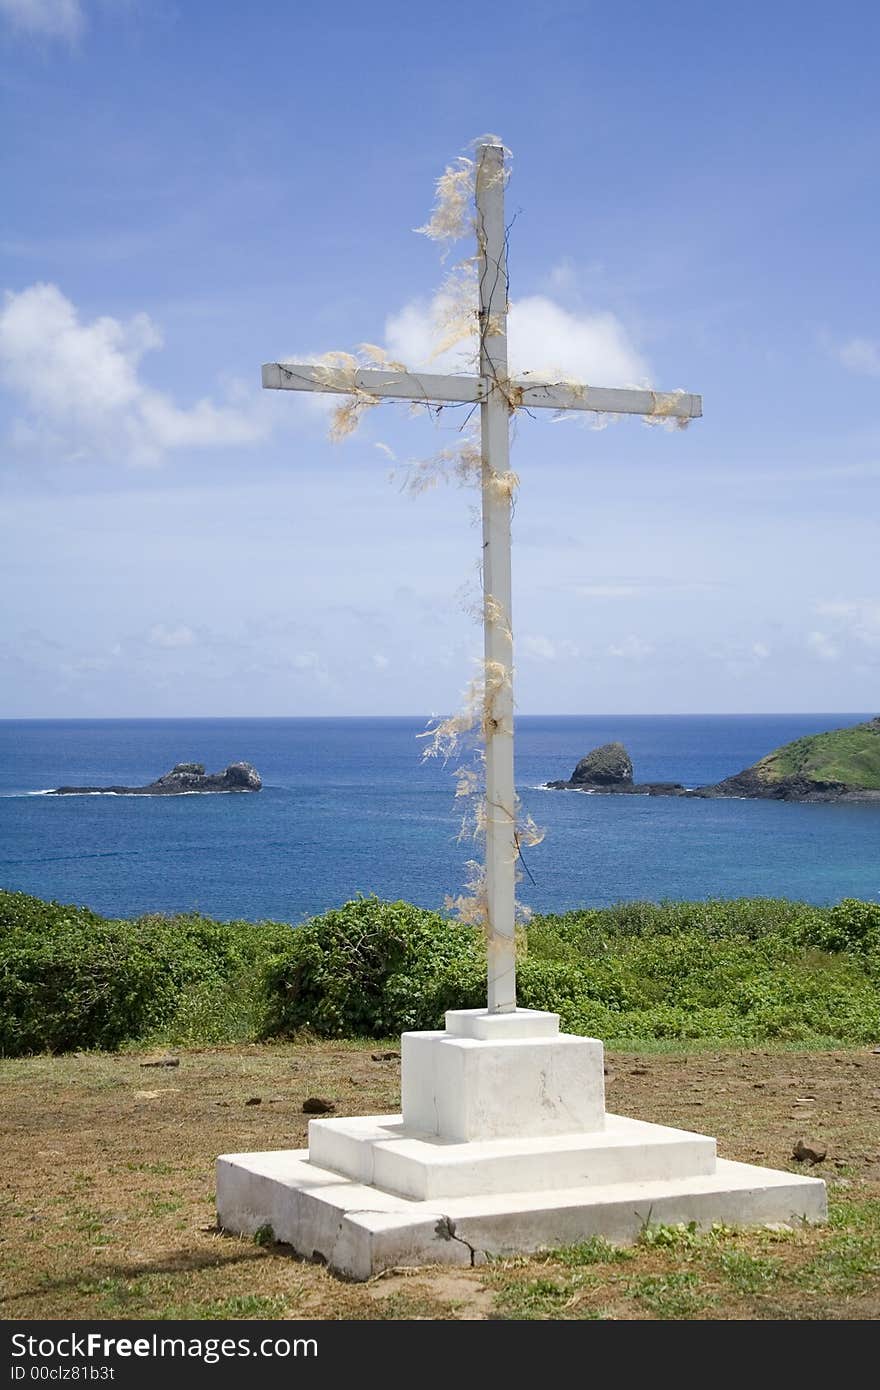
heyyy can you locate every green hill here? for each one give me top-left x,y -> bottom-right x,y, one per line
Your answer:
752,716 -> 880,790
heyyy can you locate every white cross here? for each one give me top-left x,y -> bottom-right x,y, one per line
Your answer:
262,142 -> 701,1016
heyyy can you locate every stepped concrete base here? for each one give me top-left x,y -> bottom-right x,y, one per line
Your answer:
216,1144 -> 826,1281
307,1112 -> 717,1200
216,1008 -> 826,1279
401,1008 -> 605,1140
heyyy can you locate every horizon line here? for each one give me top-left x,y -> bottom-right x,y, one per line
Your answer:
0,711 -> 874,723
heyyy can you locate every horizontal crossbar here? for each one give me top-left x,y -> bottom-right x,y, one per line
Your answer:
262,363 -> 484,404
262,364 -> 702,420
515,381 -> 702,419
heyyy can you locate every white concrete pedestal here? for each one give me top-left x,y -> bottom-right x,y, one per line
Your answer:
217,1009 -> 826,1280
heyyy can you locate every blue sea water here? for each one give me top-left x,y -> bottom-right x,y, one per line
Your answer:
0,715 -> 878,922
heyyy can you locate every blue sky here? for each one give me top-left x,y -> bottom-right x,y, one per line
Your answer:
1,0 -> 879,717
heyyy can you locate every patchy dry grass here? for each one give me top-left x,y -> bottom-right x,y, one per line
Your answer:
1,1042 -> 878,1320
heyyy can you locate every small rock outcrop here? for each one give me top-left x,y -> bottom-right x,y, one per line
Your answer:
571,742 -> 634,787
546,742 -> 686,796
48,761 -> 262,795
687,769 -> 857,803
151,762 -> 262,793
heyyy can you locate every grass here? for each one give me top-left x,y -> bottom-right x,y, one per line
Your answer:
489,1210 -> 880,1320
2,1040 -> 879,1321
758,718 -> 880,789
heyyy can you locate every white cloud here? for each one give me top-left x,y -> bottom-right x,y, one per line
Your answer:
290,649 -> 331,687
0,0 -> 83,39
608,636 -> 654,660
149,624 -> 196,650
521,634 -> 579,662
806,630 -> 839,662
574,584 -> 641,600
510,297 -> 650,386
837,337 -> 880,378
815,599 -> 880,648
545,259 -> 577,293
718,639 -> 772,680
0,283 -> 268,466
569,579 -> 722,601
371,652 -> 390,670
64,653 -> 112,675
385,290 -> 650,386
521,634 -> 557,661
385,298 -> 460,372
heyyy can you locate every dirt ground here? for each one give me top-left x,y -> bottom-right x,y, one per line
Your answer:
1,1042 -> 878,1320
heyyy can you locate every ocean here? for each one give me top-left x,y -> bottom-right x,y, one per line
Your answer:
0,714 -> 878,922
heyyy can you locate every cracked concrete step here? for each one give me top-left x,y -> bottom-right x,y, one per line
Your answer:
216,1146 -> 826,1281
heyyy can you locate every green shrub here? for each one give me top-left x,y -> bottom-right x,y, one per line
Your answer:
2,913 -> 181,1055
2,889 -> 878,1054
0,890 -> 105,934
261,897 -> 485,1038
526,898 -> 822,957
0,890 -> 291,1056
518,898 -> 879,1043
799,898 -> 880,958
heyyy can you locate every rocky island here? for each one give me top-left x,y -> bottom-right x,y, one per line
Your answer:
48,761 -> 262,796
546,718 -> 880,803
545,741 -> 688,796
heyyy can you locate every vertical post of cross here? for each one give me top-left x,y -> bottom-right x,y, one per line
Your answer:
476,143 -> 517,1014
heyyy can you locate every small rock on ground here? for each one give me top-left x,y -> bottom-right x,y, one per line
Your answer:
792,1138 -> 827,1164
303,1096 -> 336,1114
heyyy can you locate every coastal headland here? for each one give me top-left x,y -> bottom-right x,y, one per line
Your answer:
546,719 -> 880,803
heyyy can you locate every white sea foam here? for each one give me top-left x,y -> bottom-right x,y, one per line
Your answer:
530,783 -> 596,794
27,788 -> 242,798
